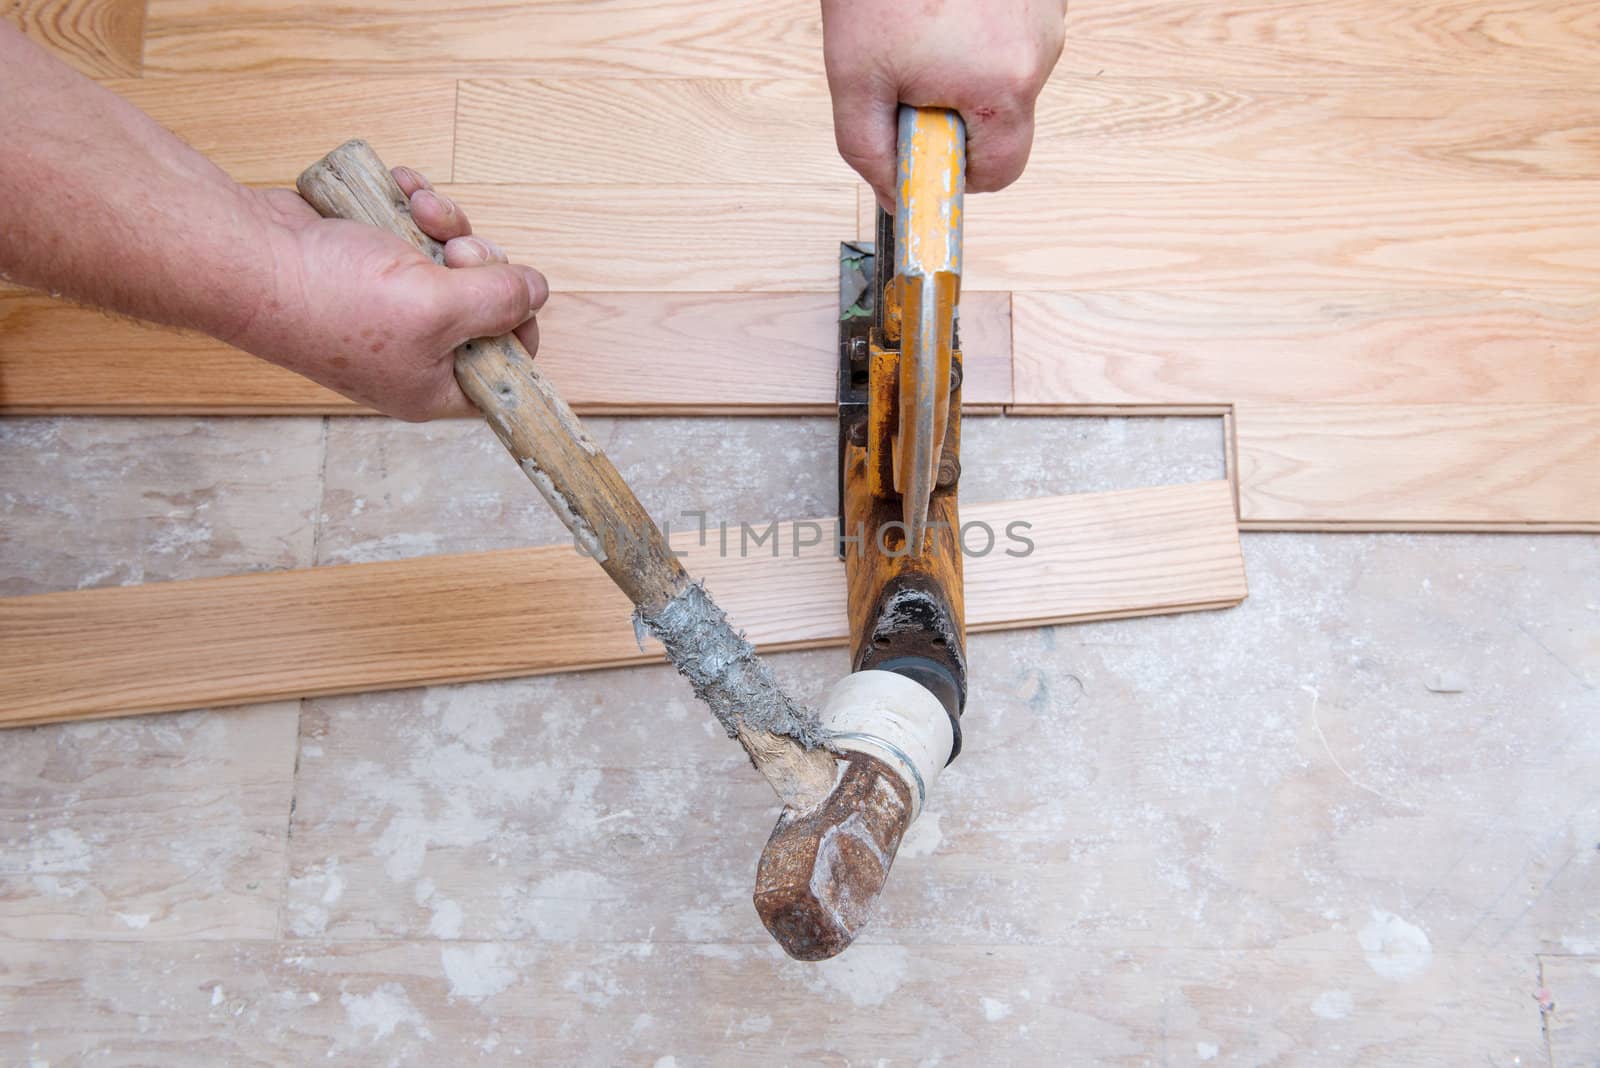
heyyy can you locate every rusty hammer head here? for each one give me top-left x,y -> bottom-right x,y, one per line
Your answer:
752,671 -> 954,961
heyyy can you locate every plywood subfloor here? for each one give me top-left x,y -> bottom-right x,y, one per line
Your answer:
2,413 -> 1595,1064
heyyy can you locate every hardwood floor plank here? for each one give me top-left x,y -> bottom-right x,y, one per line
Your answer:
884,180 -> 1600,291
1012,291 -> 1600,407
1030,77 -> 1600,183
142,0 -> 823,77
0,290 -> 1011,414
457,75 -> 1600,187
5,0 -> 144,77
102,77 -> 455,184
1235,403 -> 1600,528
1060,0 -> 1600,80
0,482 -> 1247,727
439,183 -> 851,291
138,0 -> 1599,82
455,77 -> 849,185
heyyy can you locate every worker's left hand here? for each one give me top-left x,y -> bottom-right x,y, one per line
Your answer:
820,0 -> 1068,209
237,167 -> 548,421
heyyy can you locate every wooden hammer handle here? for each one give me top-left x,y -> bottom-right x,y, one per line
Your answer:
295,141 -> 838,810
297,140 -> 685,610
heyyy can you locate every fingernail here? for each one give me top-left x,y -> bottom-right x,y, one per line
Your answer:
416,188 -> 456,218
396,166 -> 431,191
462,236 -> 491,262
524,267 -> 549,309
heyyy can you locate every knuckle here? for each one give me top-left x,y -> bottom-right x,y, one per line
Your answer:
482,268 -> 525,315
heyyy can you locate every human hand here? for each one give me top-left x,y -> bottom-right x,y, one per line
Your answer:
240,167 -> 548,421
820,0 -> 1068,209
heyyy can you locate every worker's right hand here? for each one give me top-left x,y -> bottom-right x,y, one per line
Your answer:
234,166 -> 548,422
820,0 -> 1068,210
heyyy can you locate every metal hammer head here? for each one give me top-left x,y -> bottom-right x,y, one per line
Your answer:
752,671 -> 954,961
753,750 -> 913,960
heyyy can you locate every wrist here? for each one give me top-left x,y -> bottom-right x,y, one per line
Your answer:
204,186 -> 307,356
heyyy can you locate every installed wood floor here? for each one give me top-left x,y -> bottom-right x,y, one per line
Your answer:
4,1 -> 1598,527
3,1 -> 1598,1063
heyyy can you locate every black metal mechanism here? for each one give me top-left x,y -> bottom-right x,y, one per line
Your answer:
836,209 -> 968,762
836,236 -> 874,552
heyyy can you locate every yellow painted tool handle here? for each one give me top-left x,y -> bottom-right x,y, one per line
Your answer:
895,106 -> 965,283
891,108 -> 965,552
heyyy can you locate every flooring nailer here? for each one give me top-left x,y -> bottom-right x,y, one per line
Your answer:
295,105 -> 968,961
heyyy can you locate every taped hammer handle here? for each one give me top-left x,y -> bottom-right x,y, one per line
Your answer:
295,141 -> 839,810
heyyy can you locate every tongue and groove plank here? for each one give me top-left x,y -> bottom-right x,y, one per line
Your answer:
1011,291 -> 1600,409
103,77 -> 457,184
455,76 -> 1600,185
0,482 -> 1246,728
1009,292 -> 1600,530
140,0 -> 826,77
445,183 -> 852,292
1064,0 -> 1600,80
0,290 -> 1014,414
4,0 -> 145,77
1234,404 -> 1600,531
135,0 -> 1597,79
862,181 -> 1600,291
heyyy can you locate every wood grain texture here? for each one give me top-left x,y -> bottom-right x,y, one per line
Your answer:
0,290 -> 1011,414
443,183 -> 851,291
1030,77 -> 1600,183
875,180 -> 1600,291
142,0 -> 822,76
1012,291 -> 1600,408
457,75 -> 1600,186
1060,0 -> 1600,80
5,0 -> 144,77
455,77 -> 849,184
0,482 -> 1247,727
1236,404 -> 1600,529
103,77 -> 455,183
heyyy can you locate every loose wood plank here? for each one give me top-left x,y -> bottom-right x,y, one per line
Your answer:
1061,0 -> 1600,81
869,181 -> 1600,291
0,290 -> 1012,414
5,0 -> 144,77
142,0 -> 823,77
102,77 -> 455,184
0,482 -> 1247,727
1235,404 -> 1600,529
1012,291 -> 1600,409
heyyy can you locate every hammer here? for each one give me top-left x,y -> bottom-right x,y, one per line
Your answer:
297,142 -> 952,959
